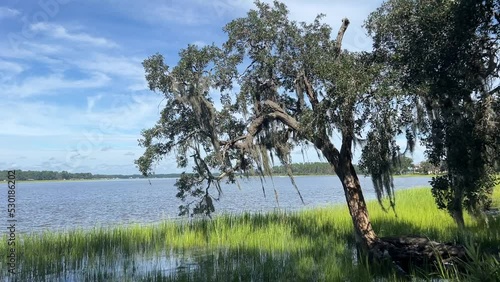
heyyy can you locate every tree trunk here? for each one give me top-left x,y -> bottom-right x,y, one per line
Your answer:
313,135 -> 378,250
336,158 -> 378,249
451,209 -> 465,229
451,191 -> 465,229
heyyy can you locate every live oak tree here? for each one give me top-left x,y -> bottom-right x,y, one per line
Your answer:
366,0 -> 500,227
136,1 -> 414,250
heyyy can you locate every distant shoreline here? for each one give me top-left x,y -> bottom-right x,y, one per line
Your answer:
7,174 -> 434,183
9,177 -> 176,184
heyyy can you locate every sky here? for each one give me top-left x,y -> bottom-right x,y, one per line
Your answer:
0,0 -> 426,175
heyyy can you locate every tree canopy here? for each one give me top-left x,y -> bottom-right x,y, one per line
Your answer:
136,0 -> 421,249
366,0 -> 500,226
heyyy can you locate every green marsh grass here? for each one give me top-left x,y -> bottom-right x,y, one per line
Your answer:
1,185 -> 499,281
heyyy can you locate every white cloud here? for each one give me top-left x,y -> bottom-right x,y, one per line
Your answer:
101,145 -> 113,151
2,39 -> 146,92
0,93 -> 166,173
0,92 -> 163,138
86,94 -> 103,113
119,0 -> 220,25
192,40 -> 208,47
0,59 -> 24,81
0,144 -> 146,174
151,5 -> 205,25
127,82 -> 148,91
1,72 -> 110,98
1,102 -> 80,137
0,0 -> 390,175
96,0 -> 246,26
204,0 -> 376,51
155,0 -> 375,50
74,54 -> 145,85
83,93 -> 166,132
24,42 -> 64,54
0,7 -> 20,19
0,42 -> 64,65
259,0 -> 377,51
30,22 -> 118,48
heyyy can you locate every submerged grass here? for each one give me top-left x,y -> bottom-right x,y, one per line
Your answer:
1,185 -> 499,281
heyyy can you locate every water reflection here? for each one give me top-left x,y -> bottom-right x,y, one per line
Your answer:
0,176 -> 434,281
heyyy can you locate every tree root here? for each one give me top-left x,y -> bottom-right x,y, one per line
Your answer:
370,236 -> 467,276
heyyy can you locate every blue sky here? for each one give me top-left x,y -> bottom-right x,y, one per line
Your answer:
0,0 -> 425,174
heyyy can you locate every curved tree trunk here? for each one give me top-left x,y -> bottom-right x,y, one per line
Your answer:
337,161 -> 378,249
313,134 -> 378,250
313,134 -> 467,271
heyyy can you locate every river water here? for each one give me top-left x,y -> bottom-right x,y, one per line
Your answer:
0,175 -> 431,234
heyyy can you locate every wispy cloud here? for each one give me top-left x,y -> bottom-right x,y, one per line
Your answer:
0,7 -> 20,19
0,92 -> 165,173
99,0 -> 247,26
82,93 -> 166,132
24,42 -> 64,54
2,72 -> 110,98
1,0 -> 388,174
151,5 -> 205,25
192,40 -> 208,47
30,22 -> 118,48
0,42 -> 64,66
74,54 -> 145,85
101,146 -> 113,152
258,0 -> 376,51
86,94 -> 103,112
0,59 -> 24,81
1,93 -> 164,138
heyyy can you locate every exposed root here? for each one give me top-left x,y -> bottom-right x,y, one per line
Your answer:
370,236 -> 467,276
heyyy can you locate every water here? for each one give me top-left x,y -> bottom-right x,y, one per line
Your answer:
0,175 -> 431,234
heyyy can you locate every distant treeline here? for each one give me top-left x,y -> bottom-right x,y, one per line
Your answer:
272,162 -> 366,175
5,158 -> 468,181
0,164 -> 356,181
0,170 -> 181,181
272,162 -> 334,175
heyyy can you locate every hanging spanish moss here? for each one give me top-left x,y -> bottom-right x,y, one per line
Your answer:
360,126 -> 397,213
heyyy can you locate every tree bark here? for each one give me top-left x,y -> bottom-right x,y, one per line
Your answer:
297,16 -> 378,248
313,134 -> 378,250
452,209 -> 465,229
451,190 -> 465,229
337,161 -> 378,249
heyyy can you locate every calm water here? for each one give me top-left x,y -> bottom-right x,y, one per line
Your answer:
0,176 -> 431,234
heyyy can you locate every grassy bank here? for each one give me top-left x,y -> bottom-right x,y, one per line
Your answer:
1,186 -> 499,281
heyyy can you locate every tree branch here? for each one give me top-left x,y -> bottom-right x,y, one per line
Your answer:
301,73 -> 318,108
488,84 -> 500,96
312,133 -> 341,170
219,100 -> 301,151
296,18 -> 350,113
335,18 -> 350,52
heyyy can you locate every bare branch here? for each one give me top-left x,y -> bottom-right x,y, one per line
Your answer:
301,73 -> 318,108
335,18 -> 350,52
238,59 -> 258,80
488,84 -> 500,96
